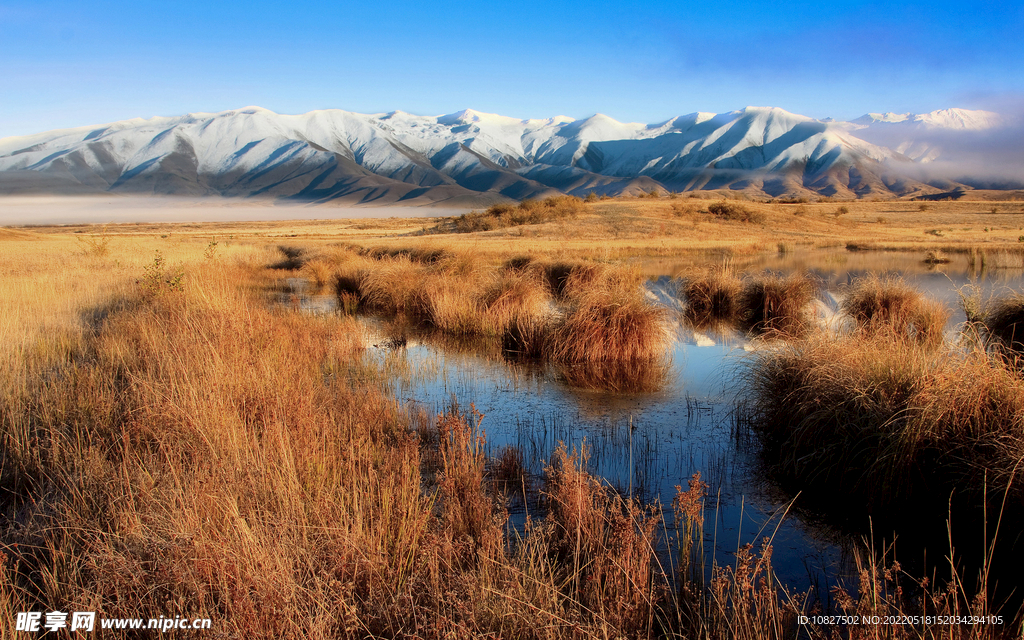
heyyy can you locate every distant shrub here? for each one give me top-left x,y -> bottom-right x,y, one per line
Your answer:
138,251 -> 184,297
431,196 -> 586,234
76,226 -> 112,257
834,206 -> 849,218
707,201 -> 765,224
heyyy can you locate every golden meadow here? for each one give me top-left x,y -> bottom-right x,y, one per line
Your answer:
3,194 -> 1024,638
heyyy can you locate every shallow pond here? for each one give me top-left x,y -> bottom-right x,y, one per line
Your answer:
287,247 -> 1024,600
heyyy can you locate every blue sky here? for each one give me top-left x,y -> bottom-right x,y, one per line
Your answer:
2,0 -> 1022,138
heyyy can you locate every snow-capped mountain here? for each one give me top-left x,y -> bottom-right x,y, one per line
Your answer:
846,108 -> 1001,162
0,105 -> 1007,203
852,108 -> 1000,129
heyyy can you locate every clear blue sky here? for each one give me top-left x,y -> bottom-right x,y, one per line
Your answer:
2,0 -> 1022,138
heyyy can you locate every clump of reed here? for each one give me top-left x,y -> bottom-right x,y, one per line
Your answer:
983,294 -> 1024,355
548,264 -> 669,365
480,268 -> 551,336
748,331 -> 1024,524
502,311 -> 550,359
411,272 -> 487,336
300,256 -> 335,290
540,443 -> 661,632
542,260 -> 608,300
678,266 -> 742,330
841,273 -> 950,347
738,272 -> 816,336
360,255 -> 427,315
334,269 -> 364,314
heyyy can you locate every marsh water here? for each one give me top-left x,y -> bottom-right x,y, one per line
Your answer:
287,247 -> 1024,600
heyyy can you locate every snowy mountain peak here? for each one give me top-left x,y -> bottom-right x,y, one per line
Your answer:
0,104 -> 1013,204
853,108 -> 999,130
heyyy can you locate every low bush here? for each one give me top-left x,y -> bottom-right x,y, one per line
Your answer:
433,196 -> 586,234
707,201 -> 766,224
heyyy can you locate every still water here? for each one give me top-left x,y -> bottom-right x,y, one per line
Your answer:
293,246 -> 1024,599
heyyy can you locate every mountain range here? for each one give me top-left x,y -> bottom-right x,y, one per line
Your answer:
0,105 -> 1009,205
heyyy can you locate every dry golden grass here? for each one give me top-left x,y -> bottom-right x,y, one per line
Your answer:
2,211 -> 1020,638
548,264 -> 669,365
739,272 -> 817,337
749,330 -> 1024,520
679,266 -> 743,330
841,273 -> 950,347
15,196 -> 1024,263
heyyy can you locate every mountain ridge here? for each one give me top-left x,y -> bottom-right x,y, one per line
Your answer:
0,105 -> 1010,205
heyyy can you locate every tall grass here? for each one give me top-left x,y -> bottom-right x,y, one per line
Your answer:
984,294 -> 1024,356
548,264 -> 669,365
748,330 -> 1024,543
841,273 -> 950,346
2,237 -> 1017,638
739,272 -> 816,336
679,266 -> 742,330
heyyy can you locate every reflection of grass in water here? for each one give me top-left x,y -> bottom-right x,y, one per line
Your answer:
554,359 -> 670,394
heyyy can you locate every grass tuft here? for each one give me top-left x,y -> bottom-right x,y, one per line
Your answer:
548,265 -> 669,365
679,266 -> 742,330
841,274 -> 950,346
984,294 -> 1024,356
739,272 -> 816,336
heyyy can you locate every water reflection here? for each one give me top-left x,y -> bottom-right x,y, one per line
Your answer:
363,323 -> 854,596
282,247 -> 1024,602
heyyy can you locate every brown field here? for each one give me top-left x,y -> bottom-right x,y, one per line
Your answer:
10,195 -> 1024,261
2,195 -> 1022,638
